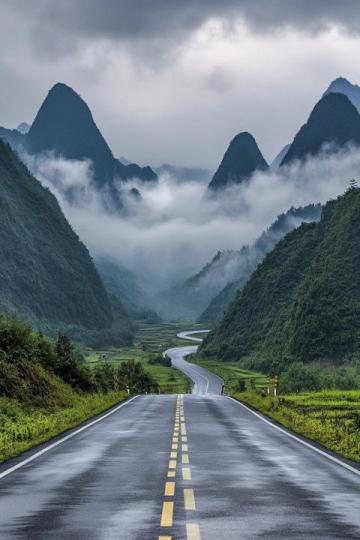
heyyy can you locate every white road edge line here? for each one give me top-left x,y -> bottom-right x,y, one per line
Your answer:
228,396 -> 360,478
0,395 -> 139,480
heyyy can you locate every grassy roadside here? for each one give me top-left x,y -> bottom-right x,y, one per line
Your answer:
83,321 -> 202,394
191,353 -> 360,462
233,390 -> 360,463
0,391 -> 128,463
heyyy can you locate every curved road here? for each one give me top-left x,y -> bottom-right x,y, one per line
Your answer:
0,330 -> 359,539
165,330 -> 223,395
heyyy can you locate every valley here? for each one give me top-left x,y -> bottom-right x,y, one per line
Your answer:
2,4 -> 360,538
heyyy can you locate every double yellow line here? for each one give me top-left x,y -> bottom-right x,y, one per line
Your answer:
159,395 -> 201,540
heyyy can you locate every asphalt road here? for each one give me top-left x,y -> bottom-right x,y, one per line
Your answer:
0,331 -> 359,539
165,331 -> 223,395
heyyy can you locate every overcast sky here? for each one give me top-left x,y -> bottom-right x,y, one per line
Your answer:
1,1 -> 360,169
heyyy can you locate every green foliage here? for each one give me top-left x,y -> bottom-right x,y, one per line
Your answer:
234,390 -> 360,462
280,362 -> 322,393
0,391 -> 127,463
0,139 -> 133,346
118,360 -> 159,394
148,354 -> 171,367
201,188 -> 360,373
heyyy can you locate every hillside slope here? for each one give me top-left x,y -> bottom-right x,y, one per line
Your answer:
201,188 -> 360,372
0,140 -> 131,344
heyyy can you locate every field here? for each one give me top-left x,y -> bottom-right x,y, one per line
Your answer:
83,321 -> 205,394
235,390 -> 360,462
191,356 -> 269,393
192,354 -> 360,462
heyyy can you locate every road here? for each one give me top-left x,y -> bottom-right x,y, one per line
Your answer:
166,330 -> 223,395
0,332 -> 359,539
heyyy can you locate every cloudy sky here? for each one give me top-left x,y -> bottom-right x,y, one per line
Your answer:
1,1 -> 360,169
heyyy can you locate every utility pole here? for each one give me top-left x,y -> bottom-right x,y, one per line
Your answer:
274,375 -> 279,397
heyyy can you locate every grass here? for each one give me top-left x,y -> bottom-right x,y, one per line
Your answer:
192,353 -> 360,462
190,356 -> 269,393
82,321 -> 205,394
0,391 -> 128,463
234,390 -> 360,463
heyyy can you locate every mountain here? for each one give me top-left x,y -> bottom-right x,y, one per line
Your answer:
199,204 -> 322,324
208,132 -> 268,191
17,122 -> 30,134
0,127 -> 25,150
200,188 -> 360,373
323,77 -> 360,113
95,258 -> 160,322
158,204 -> 321,320
270,144 -> 290,170
26,83 -> 157,188
155,163 -> 211,183
281,93 -> 360,166
0,139 -> 132,345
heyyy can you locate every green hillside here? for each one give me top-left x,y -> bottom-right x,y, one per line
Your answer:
0,139 -> 132,345
201,187 -> 360,373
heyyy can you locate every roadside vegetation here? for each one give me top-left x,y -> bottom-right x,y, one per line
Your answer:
0,317 -> 160,463
191,353 -> 360,462
83,321 -> 202,394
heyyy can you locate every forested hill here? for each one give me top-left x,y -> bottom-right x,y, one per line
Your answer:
0,140 -> 132,345
200,187 -> 360,373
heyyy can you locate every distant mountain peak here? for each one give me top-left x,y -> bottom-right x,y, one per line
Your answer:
208,131 -> 268,191
323,76 -> 360,113
281,92 -> 360,166
16,122 -> 30,134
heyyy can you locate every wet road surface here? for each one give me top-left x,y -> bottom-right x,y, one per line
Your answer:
0,332 -> 359,539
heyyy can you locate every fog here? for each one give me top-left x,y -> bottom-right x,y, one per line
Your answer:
26,145 -> 360,293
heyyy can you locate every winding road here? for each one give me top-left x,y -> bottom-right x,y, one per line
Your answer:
0,331 -> 359,539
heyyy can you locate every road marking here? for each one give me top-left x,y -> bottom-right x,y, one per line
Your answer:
172,443 -> 178,450
0,396 -> 139,481
182,436 -> 187,443
186,523 -> 201,540
182,467 -> 192,480
182,444 -> 188,452
161,501 -> 174,527
167,470 -> 176,478
184,488 -> 196,510
159,536 -> 172,540
228,397 -> 360,478
181,423 -> 187,435
182,454 -> 189,464
169,460 -> 177,469
170,451 -> 177,459
165,481 -> 175,496
173,437 -> 178,443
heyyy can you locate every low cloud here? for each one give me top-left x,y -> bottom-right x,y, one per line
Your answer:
25,145 -> 360,297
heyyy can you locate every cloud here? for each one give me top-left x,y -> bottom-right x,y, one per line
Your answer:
26,144 -> 360,298
5,0 -> 360,53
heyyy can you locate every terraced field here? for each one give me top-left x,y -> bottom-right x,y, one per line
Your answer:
83,321 -> 204,394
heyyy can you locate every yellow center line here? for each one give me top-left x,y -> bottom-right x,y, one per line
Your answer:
182,467 -> 191,480
160,501 -> 174,527
182,454 -> 189,464
186,523 -> 201,540
172,443 -> 178,450
159,536 -> 172,540
184,488 -> 196,510
165,481 -> 175,497
167,470 -> 176,478
182,444 -> 188,452
170,451 -> 177,459
169,459 -> 177,469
